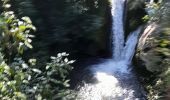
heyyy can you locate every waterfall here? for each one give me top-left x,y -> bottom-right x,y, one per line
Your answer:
122,28 -> 142,63
150,0 -> 154,4
76,0 -> 145,100
111,0 -> 125,60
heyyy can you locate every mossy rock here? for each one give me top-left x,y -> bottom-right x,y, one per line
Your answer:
125,0 -> 146,36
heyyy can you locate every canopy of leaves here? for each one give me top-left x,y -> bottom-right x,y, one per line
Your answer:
0,0 -> 75,99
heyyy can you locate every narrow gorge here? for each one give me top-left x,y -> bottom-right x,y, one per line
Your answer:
76,0 -> 146,99
1,0 -> 169,99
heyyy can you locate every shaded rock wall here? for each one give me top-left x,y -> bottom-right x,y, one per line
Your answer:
135,23 -> 170,100
125,0 -> 146,37
135,1 -> 170,99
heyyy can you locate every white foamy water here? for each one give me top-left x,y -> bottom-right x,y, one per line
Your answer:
111,0 -> 125,60
122,27 -> 142,63
76,0 -> 144,100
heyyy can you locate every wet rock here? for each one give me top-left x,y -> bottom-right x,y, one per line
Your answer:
135,22 -> 170,99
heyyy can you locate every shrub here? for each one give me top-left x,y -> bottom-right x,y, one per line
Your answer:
0,0 -> 75,99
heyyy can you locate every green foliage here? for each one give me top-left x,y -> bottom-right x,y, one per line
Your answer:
144,0 -> 170,23
0,0 -> 36,60
28,53 -> 75,100
0,51 -> 75,99
145,2 -> 161,22
0,0 -> 75,99
0,53 -> 31,99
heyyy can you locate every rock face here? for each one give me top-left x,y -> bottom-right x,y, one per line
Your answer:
135,22 -> 170,99
133,1 -> 170,99
126,0 -> 170,100
125,0 -> 146,37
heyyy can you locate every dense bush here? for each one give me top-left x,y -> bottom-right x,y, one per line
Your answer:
0,0 -> 74,99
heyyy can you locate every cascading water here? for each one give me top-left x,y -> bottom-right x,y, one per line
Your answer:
76,0 -> 145,100
111,0 -> 125,60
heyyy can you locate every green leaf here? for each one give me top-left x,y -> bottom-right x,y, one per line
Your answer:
19,25 -> 26,31
24,41 -> 33,49
32,68 -> 41,74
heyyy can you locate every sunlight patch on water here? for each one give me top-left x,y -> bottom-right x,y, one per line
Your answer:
76,63 -> 137,100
